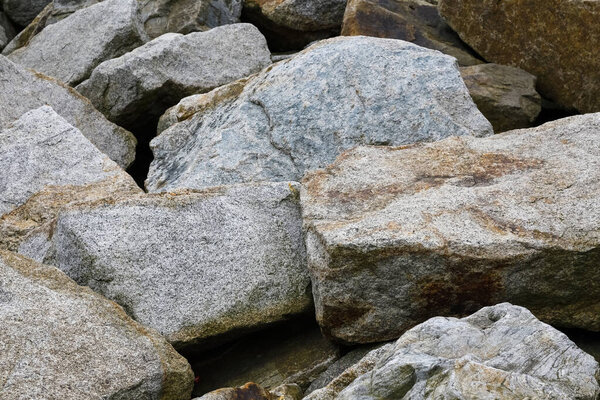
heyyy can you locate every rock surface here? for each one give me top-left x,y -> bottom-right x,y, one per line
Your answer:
77,23 -> 271,131
341,0 -> 482,66
1,0 -> 50,26
24,183 -> 312,348
0,106 -> 140,251
317,304 -> 600,399
7,0 -> 148,85
147,36 -> 492,192
460,63 -> 541,132
301,112 -> 600,344
0,55 -> 136,168
0,250 -> 194,399
0,10 -> 15,50
438,0 -> 600,113
195,383 -> 281,400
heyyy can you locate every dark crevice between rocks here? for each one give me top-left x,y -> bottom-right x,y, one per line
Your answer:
124,116 -> 161,190
560,327 -> 600,363
533,97 -> 579,127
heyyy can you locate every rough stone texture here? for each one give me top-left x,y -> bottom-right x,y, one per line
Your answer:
194,383 -> 276,400
0,55 -> 136,168
320,304 -> 600,399
460,63 -> 541,133
242,0 -> 347,50
147,36 -> 492,192
192,325 -> 339,396
1,0 -> 50,26
438,0 -> 600,113
23,183 -> 312,349
0,250 -> 194,399
341,0 -> 482,66
301,112 -> 600,344
77,24 -> 271,131
0,106 -> 141,251
7,0 -> 148,85
0,10 -> 15,50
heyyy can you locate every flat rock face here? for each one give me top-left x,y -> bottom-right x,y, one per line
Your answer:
0,106 -> 140,251
147,36 -> 492,192
301,113 -> 600,344
77,23 -> 271,130
438,0 -> 600,113
332,304 -> 600,399
25,183 -> 312,348
460,63 -> 541,132
7,0 -> 148,85
0,55 -> 136,168
1,0 -> 50,26
0,250 -> 194,399
341,0 -> 482,66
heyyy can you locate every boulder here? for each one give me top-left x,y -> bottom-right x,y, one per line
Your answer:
242,0 -> 346,50
22,182 -> 312,349
0,250 -> 194,399
0,106 -> 140,251
460,63 -> 541,132
77,23 -> 271,131
7,0 -> 148,85
0,10 -> 15,50
1,0 -> 50,26
438,0 -> 600,113
341,0 -> 482,66
301,112 -> 600,344
307,304 -> 600,399
194,383 -> 281,400
0,55 -> 136,168
147,36 -> 492,192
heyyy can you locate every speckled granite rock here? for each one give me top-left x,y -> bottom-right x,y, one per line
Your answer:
301,113 -> 600,343
1,0 -> 50,26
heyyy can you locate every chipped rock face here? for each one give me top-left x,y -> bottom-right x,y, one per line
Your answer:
147,36 -> 492,192
0,250 -> 194,399
0,106 -> 140,251
341,0 -> 482,66
7,0 -> 148,85
0,55 -> 136,168
438,0 -> 600,113
23,183 -> 312,349
77,24 -> 271,131
301,113 -> 600,344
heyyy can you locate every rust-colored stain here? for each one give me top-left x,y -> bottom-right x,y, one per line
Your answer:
321,303 -> 371,335
212,382 -> 274,400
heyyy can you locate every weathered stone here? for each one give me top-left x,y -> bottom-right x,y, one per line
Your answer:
341,0 -> 482,66
1,0 -> 50,26
77,24 -> 270,131
438,0 -> 600,113
271,384 -> 303,400
460,63 -> 541,132
0,106 -> 140,251
22,182 -> 312,349
7,0 -> 148,85
313,304 -> 600,399
301,112 -> 600,344
147,36 -> 492,192
0,55 -> 136,168
0,10 -> 15,50
194,383 -> 274,400
0,250 -> 194,399
242,0 -> 346,50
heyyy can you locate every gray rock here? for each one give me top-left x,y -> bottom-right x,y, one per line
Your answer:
301,112 -> 600,344
194,383 -> 275,400
147,36 -> 492,192
0,10 -> 15,50
1,0 -> 50,26
0,250 -> 194,399
319,304 -> 600,399
77,23 -> 271,130
461,63 -> 542,132
7,0 -> 148,85
25,182 -> 312,348
0,55 -> 136,168
0,106 -> 140,251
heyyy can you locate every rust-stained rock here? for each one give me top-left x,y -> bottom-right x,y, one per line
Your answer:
341,0 -> 482,66
438,0 -> 600,113
301,112 -> 600,344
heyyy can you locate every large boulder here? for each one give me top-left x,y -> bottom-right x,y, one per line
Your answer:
0,55 -> 136,168
0,106 -> 140,251
438,0 -> 600,113
77,23 -> 271,131
7,0 -> 148,85
460,63 -> 541,132
0,250 -> 194,399
21,182 -> 312,349
0,10 -> 15,50
1,0 -> 50,26
341,0 -> 482,66
301,112 -> 600,344
306,304 -> 600,399
147,36 -> 492,192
